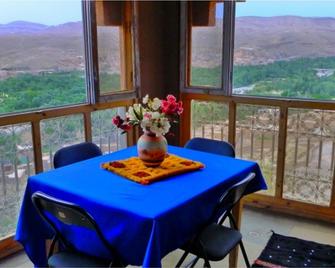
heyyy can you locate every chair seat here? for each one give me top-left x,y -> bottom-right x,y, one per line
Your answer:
188,223 -> 242,261
48,251 -> 111,267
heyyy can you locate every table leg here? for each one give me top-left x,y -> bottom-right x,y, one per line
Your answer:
229,200 -> 243,268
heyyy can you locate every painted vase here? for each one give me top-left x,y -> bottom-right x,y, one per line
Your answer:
137,131 -> 167,167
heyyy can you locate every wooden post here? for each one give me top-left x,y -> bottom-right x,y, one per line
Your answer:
83,111 -> 92,142
228,101 -> 236,147
180,98 -> 192,146
275,105 -> 288,198
31,121 -> 43,173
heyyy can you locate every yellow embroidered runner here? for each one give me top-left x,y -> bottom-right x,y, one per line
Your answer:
101,154 -> 204,185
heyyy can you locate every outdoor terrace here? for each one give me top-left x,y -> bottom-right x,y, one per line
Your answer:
0,0 -> 335,267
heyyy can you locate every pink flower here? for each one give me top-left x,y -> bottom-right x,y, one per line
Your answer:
144,112 -> 152,119
161,96 -> 183,115
177,101 -> 183,115
161,100 -> 177,115
166,94 -> 176,103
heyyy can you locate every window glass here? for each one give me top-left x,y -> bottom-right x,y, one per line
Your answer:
40,114 -> 85,171
97,26 -> 122,94
233,0 -> 335,100
0,123 -> 34,239
190,2 -> 223,88
91,108 -> 127,153
0,0 -> 87,115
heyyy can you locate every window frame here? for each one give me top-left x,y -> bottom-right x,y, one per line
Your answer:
180,1 -> 236,96
85,0 -> 137,104
181,1 -> 335,104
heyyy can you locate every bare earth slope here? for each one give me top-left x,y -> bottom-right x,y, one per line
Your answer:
1,16 -> 335,72
192,16 -> 335,67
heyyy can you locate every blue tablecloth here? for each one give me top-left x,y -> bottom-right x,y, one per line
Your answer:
16,145 -> 267,267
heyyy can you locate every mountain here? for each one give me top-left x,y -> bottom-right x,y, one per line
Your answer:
234,16 -> 335,65
192,16 -> 335,67
0,21 -> 119,76
0,21 -> 48,35
1,16 -> 335,76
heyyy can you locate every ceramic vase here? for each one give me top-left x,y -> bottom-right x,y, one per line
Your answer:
137,131 -> 167,167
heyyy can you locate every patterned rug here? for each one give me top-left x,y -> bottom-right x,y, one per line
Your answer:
253,232 -> 335,267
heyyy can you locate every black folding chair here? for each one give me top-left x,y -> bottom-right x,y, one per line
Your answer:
32,192 -> 125,267
185,138 -> 235,158
53,142 -> 102,169
176,173 -> 255,268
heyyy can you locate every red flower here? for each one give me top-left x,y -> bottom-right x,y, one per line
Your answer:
112,115 -> 123,127
120,123 -> 132,131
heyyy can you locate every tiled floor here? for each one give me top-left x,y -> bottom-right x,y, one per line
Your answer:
1,207 -> 334,268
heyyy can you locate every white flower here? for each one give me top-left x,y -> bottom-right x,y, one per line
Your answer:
140,116 -> 152,130
127,103 -> 143,121
151,112 -> 161,119
152,97 -> 161,111
142,94 -> 149,104
160,118 -> 171,134
147,118 -> 171,136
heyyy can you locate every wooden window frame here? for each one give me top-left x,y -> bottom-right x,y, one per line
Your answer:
181,1 -> 335,104
87,0 -> 137,104
180,1 -> 236,96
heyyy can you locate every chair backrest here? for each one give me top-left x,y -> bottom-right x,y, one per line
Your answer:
53,142 -> 102,168
31,192 -> 116,257
184,138 -> 235,158
212,172 -> 256,223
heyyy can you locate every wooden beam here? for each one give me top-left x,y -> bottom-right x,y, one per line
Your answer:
228,101 -> 236,147
0,236 -> 22,259
191,1 -> 216,26
331,164 -> 335,207
275,105 -> 288,198
83,111 -> 92,142
245,193 -> 335,223
120,1 -> 133,92
0,100 -> 134,127
95,1 -> 123,26
181,92 -> 335,110
180,98 -> 192,146
31,121 -> 43,173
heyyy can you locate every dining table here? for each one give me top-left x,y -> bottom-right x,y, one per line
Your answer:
15,145 -> 267,267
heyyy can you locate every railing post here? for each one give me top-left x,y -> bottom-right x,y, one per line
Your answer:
331,152 -> 335,207
84,111 -> 92,142
180,98 -> 192,146
275,105 -> 288,198
228,101 -> 236,147
31,121 -> 43,174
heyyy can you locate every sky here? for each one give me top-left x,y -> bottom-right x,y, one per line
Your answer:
0,0 -> 82,25
218,1 -> 335,18
0,0 -> 334,25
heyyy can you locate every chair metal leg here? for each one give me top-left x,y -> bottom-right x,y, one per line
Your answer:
190,257 -> 200,268
47,235 -> 58,259
176,250 -> 190,268
203,258 -> 211,268
239,241 -> 250,268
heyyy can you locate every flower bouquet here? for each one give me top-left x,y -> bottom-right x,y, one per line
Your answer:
112,94 -> 183,166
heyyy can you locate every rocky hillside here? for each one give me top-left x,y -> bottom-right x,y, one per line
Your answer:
1,16 -> 335,76
192,16 -> 335,67
0,21 -> 119,78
